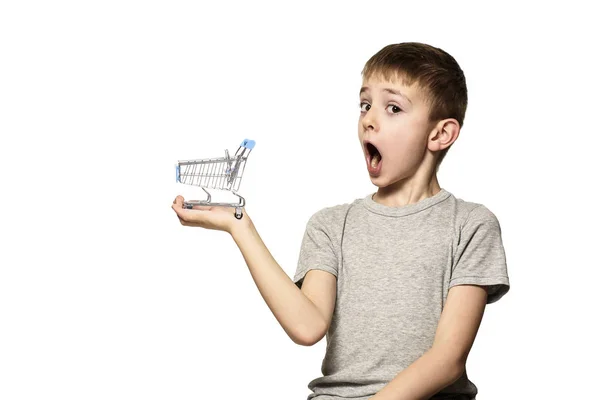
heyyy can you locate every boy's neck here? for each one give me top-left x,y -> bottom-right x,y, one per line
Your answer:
373,177 -> 442,208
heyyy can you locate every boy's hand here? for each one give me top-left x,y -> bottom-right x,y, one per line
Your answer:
171,195 -> 251,235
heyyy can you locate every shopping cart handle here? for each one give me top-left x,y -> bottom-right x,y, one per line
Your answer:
241,139 -> 256,149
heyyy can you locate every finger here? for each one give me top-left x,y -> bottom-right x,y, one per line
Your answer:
172,202 -> 181,214
172,196 -> 184,211
172,201 -> 187,218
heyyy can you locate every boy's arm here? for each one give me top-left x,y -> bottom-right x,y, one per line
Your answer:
371,284 -> 488,400
294,268 -> 337,343
231,219 -> 330,346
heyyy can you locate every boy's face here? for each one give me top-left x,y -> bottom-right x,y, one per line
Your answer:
358,75 -> 437,187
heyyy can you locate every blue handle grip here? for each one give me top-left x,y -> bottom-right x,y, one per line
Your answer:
241,139 -> 256,149
175,164 -> 180,183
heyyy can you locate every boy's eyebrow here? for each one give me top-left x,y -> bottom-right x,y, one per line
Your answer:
359,86 -> 412,105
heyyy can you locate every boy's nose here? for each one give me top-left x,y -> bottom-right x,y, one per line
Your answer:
362,115 -> 378,133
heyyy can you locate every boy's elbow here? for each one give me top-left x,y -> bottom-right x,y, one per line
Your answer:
293,321 -> 327,346
292,336 -> 315,347
293,334 -> 321,347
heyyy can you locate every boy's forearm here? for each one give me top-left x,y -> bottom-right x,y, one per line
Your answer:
230,219 -> 325,346
371,347 -> 463,400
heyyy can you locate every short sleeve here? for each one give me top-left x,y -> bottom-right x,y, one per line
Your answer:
449,205 -> 510,304
293,210 -> 339,290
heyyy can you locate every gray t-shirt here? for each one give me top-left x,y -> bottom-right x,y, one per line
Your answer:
293,188 -> 510,400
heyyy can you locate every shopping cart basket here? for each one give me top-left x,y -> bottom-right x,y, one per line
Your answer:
175,138 -> 256,219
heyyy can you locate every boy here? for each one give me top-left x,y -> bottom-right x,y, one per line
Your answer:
172,42 -> 510,400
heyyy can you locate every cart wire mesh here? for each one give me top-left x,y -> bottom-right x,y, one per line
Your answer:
175,138 -> 256,219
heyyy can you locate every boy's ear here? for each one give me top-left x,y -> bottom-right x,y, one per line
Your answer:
428,118 -> 460,152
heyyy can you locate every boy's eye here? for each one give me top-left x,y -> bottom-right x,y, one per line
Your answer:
386,104 -> 402,113
358,102 -> 402,114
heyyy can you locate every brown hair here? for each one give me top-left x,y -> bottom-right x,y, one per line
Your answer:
361,42 -> 468,172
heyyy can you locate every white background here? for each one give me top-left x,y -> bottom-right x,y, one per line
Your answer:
1,1 -> 598,399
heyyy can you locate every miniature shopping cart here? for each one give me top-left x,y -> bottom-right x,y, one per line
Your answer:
175,138 -> 256,219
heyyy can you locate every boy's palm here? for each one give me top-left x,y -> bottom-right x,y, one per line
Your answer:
171,195 -> 247,234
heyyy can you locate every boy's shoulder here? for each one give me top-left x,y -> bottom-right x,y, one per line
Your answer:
451,193 -> 502,229
302,197 -> 362,235
308,194 -> 367,219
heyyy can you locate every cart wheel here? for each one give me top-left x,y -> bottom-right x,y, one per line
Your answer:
235,208 -> 243,219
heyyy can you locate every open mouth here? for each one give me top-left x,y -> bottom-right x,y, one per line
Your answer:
366,142 -> 382,171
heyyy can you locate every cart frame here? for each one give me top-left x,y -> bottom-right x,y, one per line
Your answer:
175,138 -> 256,219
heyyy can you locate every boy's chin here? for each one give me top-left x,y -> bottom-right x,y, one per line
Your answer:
369,174 -> 388,186
369,174 -> 404,189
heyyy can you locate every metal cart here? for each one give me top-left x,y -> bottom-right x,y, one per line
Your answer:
175,138 -> 256,219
